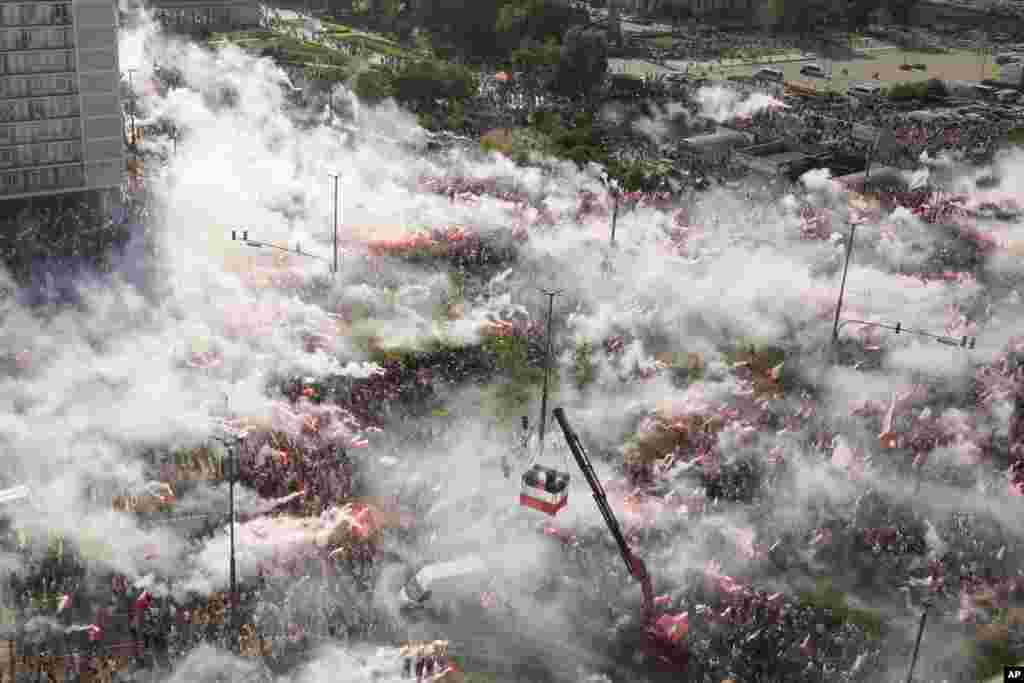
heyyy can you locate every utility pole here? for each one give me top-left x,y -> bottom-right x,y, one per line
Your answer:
831,221 -> 856,346
126,68 -> 137,155
610,192 -> 620,246
226,437 -> 239,653
537,288 -> 563,459
832,136 -> 876,349
328,173 -> 340,276
905,601 -> 930,683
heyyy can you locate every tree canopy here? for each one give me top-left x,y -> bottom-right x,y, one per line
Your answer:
554,27 -> 608,98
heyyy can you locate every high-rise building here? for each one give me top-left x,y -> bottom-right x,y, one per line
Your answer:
0,0 -> 124,202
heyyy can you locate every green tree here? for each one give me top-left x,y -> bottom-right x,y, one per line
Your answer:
572,341 -> 597,391
554,27 -> 608,98
889,0 -> 918,24
511,40 -> 561,72
847,0 -> 881,30
497,0 -> 579,50
485,334 -> 553,426
415,0 -> 504,58
392,59 -> 478,109
353,67 -> 394,103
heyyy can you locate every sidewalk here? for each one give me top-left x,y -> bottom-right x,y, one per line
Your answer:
662,52 -> 814,73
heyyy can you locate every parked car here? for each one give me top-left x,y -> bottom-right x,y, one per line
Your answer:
800,64 -> 827,78
754,67 -> 784,82
398,555 -> 490,613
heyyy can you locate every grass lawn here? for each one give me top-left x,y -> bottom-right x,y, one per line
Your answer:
209,31 -> 354,70
213,19 -> 412,63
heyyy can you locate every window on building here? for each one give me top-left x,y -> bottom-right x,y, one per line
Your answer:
1,172 -> 20,190
18,5 -> 37,26
54,4 -> 70,25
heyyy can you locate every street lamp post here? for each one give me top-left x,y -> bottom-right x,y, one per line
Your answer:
126,69 -> 138,154
226,439 -> 239,653
831,221 -> 857,346
537,288 -> 563,459
212,432 -> 241,653
905,601 -> 931,683
610,192 -> 620,246
831,138 -> 879,349
328,173 -> 340,276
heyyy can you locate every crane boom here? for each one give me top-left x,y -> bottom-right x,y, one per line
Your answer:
552,407 -> 655,623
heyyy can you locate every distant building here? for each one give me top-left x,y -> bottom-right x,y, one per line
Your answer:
998,61 -> 1024,89
734,139 -> 829,179
0,0 -> 124,203
679,129 -> 753,164
149,0 -> 262,36
833,166 -> 907,192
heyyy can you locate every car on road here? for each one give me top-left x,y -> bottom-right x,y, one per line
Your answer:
848,83 -> 882,100
754,67 -> 784,82
997,89 -> 1021,104
799,64 -> 827,78
399,555 -> 491,615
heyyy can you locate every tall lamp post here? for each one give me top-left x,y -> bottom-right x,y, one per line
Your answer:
831,221 -> 857,345
126,68 -> 138,155
831,135 -> 878,349
537,288 -> 563,459
327,172 -> 340,276
227,438 -> 240,652
212,433 -> 241,652
905,600 -> 932,683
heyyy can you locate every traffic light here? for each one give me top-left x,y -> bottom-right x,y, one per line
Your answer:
231,230 -> 248,242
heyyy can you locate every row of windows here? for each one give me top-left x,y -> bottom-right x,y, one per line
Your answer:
0,4 -> 71,28
0,27 -> 73,51
0,162 -> 83,196
0,117 -> 79,145
0,139 -> 80,168
154,7 -> 243,25
0,95 -> 78,122
0,74 -> 75,97
0,50 -> 74,75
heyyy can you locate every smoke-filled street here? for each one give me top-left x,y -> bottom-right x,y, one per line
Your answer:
1,2 -> 1024,682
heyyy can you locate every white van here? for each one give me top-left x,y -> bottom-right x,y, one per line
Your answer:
398,555 -> 490,611
849,83 -> 882,99
754,67 -> 784,82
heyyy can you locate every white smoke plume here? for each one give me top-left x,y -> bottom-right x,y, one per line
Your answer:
694,85 -> 785,123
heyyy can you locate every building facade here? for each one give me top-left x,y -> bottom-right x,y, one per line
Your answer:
0,0 -> 124,202
149,0 -> 261,36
